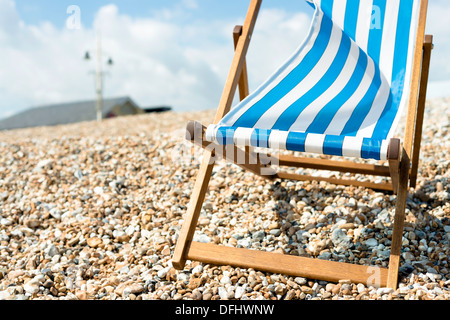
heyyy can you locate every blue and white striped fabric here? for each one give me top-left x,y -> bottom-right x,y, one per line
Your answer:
205,0 -> 421,161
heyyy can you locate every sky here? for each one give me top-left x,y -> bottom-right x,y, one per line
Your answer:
0,0 -> 449,119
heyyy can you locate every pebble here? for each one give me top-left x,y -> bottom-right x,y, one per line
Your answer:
218,287 -> 228,300
377,287 -> 394,296
0,218 -> 12,226
252,231 -> 266,241
123,284 -> 145,296
235,286 -> 246,299
86,237 -> 102,248
23,279 -> 40,295
157,267 -> 171,279
75,290 -> 88,300
365,238 -> 378,247
0,99 -> 448,301
0,290 -> 11,300
191,265 -> 203,276
331,228 -> 352,250
220,275 -> 232,285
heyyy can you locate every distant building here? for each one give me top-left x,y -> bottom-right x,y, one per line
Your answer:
0,97 -> 171,131
143,106 -> 172,113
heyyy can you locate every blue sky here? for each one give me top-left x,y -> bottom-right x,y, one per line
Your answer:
1,0 -> 449,120
15,0 -> 312,28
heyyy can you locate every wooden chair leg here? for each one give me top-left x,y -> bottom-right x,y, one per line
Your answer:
388,139 -> 401,194
173,0 -> 262,269
387,148 -> 411,289
233,25 -> 250,103
410,35 -> 433,188
172,151 -> 215,269
233,25 -> 253,157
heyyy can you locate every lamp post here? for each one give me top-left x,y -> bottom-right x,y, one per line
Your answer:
84,33 -> 113,122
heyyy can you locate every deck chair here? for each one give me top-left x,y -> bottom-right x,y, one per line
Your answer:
173,0 -> 433,289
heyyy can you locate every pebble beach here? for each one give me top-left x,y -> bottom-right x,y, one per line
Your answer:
0,97 -> 448,301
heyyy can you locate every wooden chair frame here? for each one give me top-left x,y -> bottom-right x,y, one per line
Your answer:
173,0 -> 433,289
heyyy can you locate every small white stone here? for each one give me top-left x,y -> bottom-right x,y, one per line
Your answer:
399,286 -> 411,294
157,267 -> 170,279
191,265 -> 203,276
94,186 -> 104,195
294,277 -> 307,285
141,229 -> 151,239
177,273 -> 189,283
23,279 -> 40,295
220,275 -> 232,285
218,287 -> 228,299
0,290 -> 11,300
357,283 -> 366,294
235,286 -> 246,299
237,239 -> 250,248
0,218 -> 12,226
125,225 -> 135,236
49,208 -> 61,220
193,234 -> 211,243
377,287 -> 394,296
54,229 -> 62,239
365,238 -> 378,247
402,251 -> 415,262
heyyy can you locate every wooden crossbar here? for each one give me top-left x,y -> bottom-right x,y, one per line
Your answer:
275,171 -> 394,192
274,154 -> 391,177
186,241 -> 389,287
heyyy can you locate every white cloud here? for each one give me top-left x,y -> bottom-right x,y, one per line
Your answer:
0,1 -> 312,118
0,1 -> 223,117
428,80 -> 450,99
181,0 -> 198,10
0,0 -> 21,39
